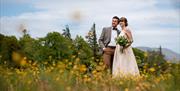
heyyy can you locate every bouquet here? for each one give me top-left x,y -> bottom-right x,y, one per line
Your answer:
115,36 -> 129,53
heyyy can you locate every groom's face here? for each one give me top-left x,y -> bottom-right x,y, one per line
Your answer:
112,18 -> 119,28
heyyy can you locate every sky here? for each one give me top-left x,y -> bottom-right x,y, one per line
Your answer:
0,0 -> 180,54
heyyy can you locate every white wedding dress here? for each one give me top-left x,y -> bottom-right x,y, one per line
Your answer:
112,31 -> 140,77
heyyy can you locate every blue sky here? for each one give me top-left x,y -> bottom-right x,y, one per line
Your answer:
0,0 -> 180,54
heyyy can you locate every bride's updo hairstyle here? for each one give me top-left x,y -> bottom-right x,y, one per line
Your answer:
119,17 -> 128,27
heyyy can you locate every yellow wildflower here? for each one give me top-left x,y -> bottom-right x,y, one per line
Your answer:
68,62 -> 72,66
149,67 -> 155,72
99,62 -> 103,66
80,65 -> 87,73
20,58 -> 27,66
124,88 -> 129,91
119,81 -> 123,85
55,77 -> 60,81
92,70 -> 97,74
66,86 -> 71,91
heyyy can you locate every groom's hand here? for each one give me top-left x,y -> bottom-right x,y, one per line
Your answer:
103,48 -> 112,52
103,48 -> 107,51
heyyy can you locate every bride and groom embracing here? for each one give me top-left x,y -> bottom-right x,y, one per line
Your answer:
99,16 -> 140,78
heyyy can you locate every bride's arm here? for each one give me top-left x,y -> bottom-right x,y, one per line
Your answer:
124,29 -> 133,48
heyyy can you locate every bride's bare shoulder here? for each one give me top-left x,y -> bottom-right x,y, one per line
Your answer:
125,28 -> 132,34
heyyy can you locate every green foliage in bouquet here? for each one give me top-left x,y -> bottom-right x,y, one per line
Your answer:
115,36 -> 129,47
115,36 -> 129,53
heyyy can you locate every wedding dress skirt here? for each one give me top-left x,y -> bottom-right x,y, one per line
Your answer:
112,31 -> 140,77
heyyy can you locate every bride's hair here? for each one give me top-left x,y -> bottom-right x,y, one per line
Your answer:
120,17 -> 128,26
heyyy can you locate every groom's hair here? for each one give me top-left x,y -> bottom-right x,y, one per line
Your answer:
112,16 -> 120,23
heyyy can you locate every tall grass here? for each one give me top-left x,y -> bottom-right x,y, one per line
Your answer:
0,57 -> 179,91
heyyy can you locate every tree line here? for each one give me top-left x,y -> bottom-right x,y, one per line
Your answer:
0,23 -> 170,75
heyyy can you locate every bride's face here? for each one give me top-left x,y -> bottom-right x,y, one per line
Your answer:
119,21 -> 125,27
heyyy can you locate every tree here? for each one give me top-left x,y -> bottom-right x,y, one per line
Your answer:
62,25 -> 71,40
0,34 -> 20,65
19,33 -> 37,61
38,32 -> 73,62
73,35 -> 93,65
85,23 -> 99,61
132,48 -> 146,67
159,45 -> 162,56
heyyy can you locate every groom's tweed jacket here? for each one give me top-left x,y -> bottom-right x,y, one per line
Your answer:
98,27 -> 120,51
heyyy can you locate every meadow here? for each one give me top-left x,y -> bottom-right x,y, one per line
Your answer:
0,27 -> 179,91
0,56 -> 179,91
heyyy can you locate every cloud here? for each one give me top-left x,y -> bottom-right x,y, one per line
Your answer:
0,0 -> 180,53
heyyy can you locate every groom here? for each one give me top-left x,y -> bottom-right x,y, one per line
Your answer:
99,16 -> 120,73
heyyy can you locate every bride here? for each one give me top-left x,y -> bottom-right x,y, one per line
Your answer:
112,17 -> 140,77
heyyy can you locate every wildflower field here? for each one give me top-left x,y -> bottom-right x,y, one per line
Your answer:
0,30 -> 179,91
0,56 -> 179,91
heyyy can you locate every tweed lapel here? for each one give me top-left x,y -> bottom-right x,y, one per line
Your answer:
107,27 -> 112,41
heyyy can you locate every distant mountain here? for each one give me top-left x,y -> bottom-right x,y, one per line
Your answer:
135,46 -> 180,63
